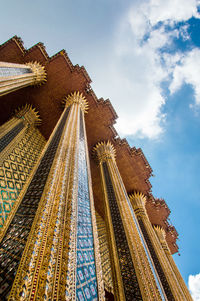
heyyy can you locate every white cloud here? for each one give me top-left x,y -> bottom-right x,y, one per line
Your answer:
91,0 -> 200,139
188,273 -> 200,301
170,48 -> 200,104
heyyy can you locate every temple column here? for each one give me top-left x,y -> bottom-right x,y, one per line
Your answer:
0,61 -> 46,96
0,105 -> 45,233
129,192 -> 192,301
94,141 -> 162,301
154,226 -> 193,301
6,91 -> 104,301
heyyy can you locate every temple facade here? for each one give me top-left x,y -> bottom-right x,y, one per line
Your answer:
0,36 -> 192,301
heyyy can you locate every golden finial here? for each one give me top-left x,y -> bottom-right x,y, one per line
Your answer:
63,91 -> 88,113
153,225 -> 166,240
15,104 -> 41,126
129,192 -> 146,206
26,61 -> 47,86
93,141 -> 116,163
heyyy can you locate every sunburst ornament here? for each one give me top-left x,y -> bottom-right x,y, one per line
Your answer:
93,141 -> 116,163
15,104 -> 42,126
153,225 -> 166,240
26,61 -> 47,86
129,192 -> 146,206
63,91 -> 89,113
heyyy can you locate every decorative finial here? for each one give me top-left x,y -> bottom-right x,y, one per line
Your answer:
15,104 -> 41,126
63,91 -> 88,113
93,141 -> 116,163
153,225 -> 166,240
129,192 -> 146,206
26,61 -> 47,86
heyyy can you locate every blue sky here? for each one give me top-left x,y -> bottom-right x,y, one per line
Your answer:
1,0 -> 200,299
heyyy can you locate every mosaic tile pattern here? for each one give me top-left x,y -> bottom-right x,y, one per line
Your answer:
0,108 -> 70,300
138,219 -> 175,300
76,113 -> 98,301
0,67 -> 31,77
0,127 -> 45,228
102,162 -> 142,301
95,212 -> 113,293
0,121 -> 24,153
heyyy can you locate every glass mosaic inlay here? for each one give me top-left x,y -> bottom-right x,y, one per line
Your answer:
0,108 -> 70,300
0,121 -> 24,153
102,161 -> 142,301
76,112 -> 98,301
0,67 -> 32,77
0,128 -> 45,229
138,219 -> 175,300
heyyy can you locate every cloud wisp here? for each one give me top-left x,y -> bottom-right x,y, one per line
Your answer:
92,0 -> 200,139
188,273 -> 200,301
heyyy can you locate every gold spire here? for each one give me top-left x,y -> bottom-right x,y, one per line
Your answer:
63,91 -> 88,113
93,141 -> 116,163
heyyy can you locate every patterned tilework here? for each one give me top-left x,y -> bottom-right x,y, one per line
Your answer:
95,212 -> 113,293
0,127 -> 46,229
0,108 -> 70,300
138,219 -> 175,300
76,113 -> 98,301
0,121 -> 24,153
102,162 -> 143,301
0,67 -> 31,77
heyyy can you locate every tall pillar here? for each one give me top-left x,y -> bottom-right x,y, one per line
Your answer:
129,192 -> 192,301
5,91 -> 104,301
0,61 -> 46,96
154,226 -> 193,301
0,105 -> 45,232
94,141 -> 162,301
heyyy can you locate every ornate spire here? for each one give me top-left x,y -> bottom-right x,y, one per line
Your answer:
63,91 -> 88,113
93,141 -> 116,163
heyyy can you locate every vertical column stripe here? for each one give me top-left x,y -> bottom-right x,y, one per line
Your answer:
102,161 -> 142,301
0,108 -> 70,300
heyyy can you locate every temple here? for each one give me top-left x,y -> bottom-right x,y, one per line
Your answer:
0,36 -> 192,300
